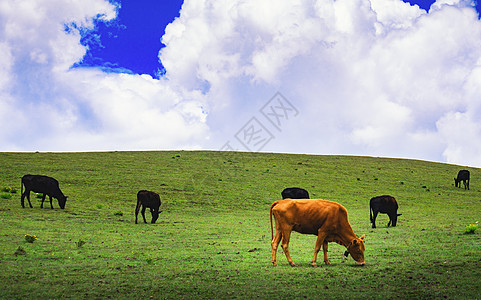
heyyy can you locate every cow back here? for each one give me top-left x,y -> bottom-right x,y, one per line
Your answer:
281,187 -> 310,199
370,195 -> 398,213
137,190 -> 161,208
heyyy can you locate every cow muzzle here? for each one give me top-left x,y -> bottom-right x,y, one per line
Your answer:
344,251 -> 365,266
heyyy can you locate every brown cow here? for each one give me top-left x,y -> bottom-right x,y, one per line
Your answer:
270,199 -> 365,267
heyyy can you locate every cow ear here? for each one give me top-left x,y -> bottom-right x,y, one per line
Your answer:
360,234 -> 365,240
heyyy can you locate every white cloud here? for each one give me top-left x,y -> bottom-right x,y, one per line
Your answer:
437,112 -> 481,166
2,0 -> 481,167
370,0 -> 425,33
0,0 -> 209,152
159,0 -> 481,166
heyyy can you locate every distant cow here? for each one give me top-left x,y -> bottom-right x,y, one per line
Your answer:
370,195 -> 401,229
281,187 -> 309,199
454,170 -> 470,190
270,199 -> 365,267
21,175 -> 68,209
135,190 -> 162,224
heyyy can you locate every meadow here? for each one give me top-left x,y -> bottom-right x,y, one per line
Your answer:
0,151 -> 480,299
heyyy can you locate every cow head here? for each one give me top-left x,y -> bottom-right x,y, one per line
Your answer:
58,196 -> 68,209
151,209 -> 162,224
151,213 -> 158,224
346,235 -> 365,265
454,177 -> 459,187
391,213 -> 402,227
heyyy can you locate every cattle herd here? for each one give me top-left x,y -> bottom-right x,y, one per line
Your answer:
18,169 -> 471,267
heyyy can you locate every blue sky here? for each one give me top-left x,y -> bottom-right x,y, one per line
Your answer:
2,0 -> 481,167
77,0 -> 184,77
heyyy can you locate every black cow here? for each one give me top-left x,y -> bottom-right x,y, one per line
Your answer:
370,195 -> 401,228
281,187 -> 309,199
454,170 -> 470,190
21,175 -> 68,209
135,190 -> 162,224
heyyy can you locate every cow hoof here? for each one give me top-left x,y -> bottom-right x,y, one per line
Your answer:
289,263 -> 298,267
311,263 -> 318,267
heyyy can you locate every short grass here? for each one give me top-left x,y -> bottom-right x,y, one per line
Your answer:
0,151 -> 480,299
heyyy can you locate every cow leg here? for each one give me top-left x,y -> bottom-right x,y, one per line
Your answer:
322,241 -> 331,265
40,194 -> 46,208
371,211 -> 378,228
312,231 -> 330,266
387,213 -> 396,227
312,234 -> 323,267
141,207 -> 147,223
49,196 -> 54,209
27,192 -> 33,208
280,228 -> 296,267
21,190 -> 33,208
271,226 -> 282,267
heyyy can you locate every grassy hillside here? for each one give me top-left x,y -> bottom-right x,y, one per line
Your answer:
0,151 -> 480,299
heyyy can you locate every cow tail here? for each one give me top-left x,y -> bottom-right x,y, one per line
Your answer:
270,202 -> 277,241
369,205 -> 373,224
135,198 -> 141,214
20,177 -> 23,197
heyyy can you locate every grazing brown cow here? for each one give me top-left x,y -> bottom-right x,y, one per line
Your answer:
270,199 -> 365,267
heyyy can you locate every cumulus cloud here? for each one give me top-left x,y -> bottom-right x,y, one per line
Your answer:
2,0 -> 481,167
0,0 -> 208,151
160,0 -> 481,166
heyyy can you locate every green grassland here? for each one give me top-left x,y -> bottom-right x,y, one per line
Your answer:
0,151 -> 480,299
